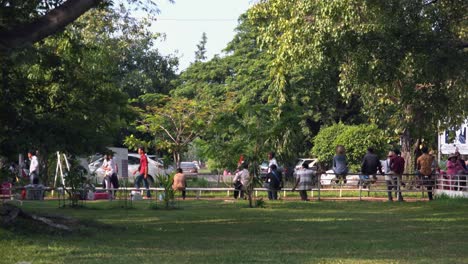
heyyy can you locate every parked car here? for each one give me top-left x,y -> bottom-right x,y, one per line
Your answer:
319,160 -> 387,186
180,161 -> 198,175
294,158 -> 318,172
88,153 -> 166,185
258,161 -> 286,180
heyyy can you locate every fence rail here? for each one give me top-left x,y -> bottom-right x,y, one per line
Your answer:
1,172 -> 467,202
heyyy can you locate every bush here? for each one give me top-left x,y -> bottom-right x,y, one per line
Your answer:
311,123 -> 348,165
312,123 -> 389,172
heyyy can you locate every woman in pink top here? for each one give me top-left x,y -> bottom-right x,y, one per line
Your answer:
447,154 -> 464,175
447,154 -> 466,190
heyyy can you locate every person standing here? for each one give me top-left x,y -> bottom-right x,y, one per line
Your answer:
102,153 -> 115,196
268,152 -> 278,173
109,153 -> 119,197
172,168 -> 187,200
266,164 -> 282,200
390,149 -> 405,201
332,145 -> 348,184
384,151 -> 396,201
361,147 -> 383,185
292,163 -> 313,201
27,150 -> 39,184
233,163 -> 249,199
133,147 -> 151,199
417,146 -> 435,200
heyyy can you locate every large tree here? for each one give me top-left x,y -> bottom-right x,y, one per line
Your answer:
126,94 -> 214,167
0,0 -> 170,52
250,0 -> 468,169
172,13 -> 363,170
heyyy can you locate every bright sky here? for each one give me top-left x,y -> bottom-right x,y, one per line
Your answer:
151,0 -> 254,72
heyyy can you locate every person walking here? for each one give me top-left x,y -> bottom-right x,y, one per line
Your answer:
360,147 -> 383,186
332,145 -> 348,185
233,163 -> 249,199
27,150 -> 39,184
266,164 -> 282,200
172,168 -> 187,200
390,149 -> 405,201
133,147 -> 151,199
417,146 -> 435,200
292,163 -> 313,201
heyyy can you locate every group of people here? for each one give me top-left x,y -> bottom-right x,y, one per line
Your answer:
230,147 -> 468,202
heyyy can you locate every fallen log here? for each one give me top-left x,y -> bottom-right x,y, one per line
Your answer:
1,204 -> 72,231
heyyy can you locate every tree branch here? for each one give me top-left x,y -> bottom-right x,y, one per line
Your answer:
0,0 -> 103,51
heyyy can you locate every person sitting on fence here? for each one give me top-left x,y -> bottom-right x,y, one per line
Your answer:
361,147 -> 383,185
333,145 -> 348,184
172,168 -> 186,200
233,163 -> 249,199
292,163 -> 313,201
417,146 -> 435,200
265,164 -> 282,200
390,149 -> 405,202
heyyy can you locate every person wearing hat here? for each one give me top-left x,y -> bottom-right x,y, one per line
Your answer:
446,153 -> 464,176
447,152 -> 467,190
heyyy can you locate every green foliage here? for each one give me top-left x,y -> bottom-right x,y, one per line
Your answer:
312,124 -> 389,171
250,0 -> 468,151
126,94 -> 214,167
311,123 -> 348,163
155,173 -> 175,209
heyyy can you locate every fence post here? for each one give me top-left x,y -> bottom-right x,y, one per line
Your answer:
317,174 -> 321,201
359,180 -> 362,201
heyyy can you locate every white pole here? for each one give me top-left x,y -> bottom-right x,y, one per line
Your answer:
58,152 -> 65,187
63,153 -> 70,171
437,121 -> 441,163
51,152 -> 60,196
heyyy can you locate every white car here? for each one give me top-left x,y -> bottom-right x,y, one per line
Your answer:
88,153 -> 166,185
293,158 -> 318,177
319,160 -> 387,186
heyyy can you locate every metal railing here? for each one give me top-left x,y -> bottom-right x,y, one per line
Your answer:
1,172 -> 467,202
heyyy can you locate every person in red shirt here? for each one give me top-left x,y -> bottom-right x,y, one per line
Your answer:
390,149 -> 405,201
133,147 -> 151,198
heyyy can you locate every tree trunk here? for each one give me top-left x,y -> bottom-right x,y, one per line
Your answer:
400,128 -> 412,174
0,0 -> 102,51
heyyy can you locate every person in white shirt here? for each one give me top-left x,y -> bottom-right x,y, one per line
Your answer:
28,150 -> 39,184
102,153 -> 115,195
268,152 -> 278,173
233,163 -> 250,199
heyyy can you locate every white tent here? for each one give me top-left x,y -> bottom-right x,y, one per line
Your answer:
439,120 -> 468,155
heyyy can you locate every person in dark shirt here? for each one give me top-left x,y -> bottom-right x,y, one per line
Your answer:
265,164 -> 282,200
361,147 -> 383,184
390,149 -> 405,201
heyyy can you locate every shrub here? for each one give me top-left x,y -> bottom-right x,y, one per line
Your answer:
312,123 -> 389,172
311,123 -> 348,165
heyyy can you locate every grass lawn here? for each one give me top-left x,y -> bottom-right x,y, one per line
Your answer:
1,198 -> 468,264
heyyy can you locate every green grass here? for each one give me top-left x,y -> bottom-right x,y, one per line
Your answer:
1,199 -> 468,264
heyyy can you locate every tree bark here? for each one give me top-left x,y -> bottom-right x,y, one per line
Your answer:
400,128 -> 412,174
0,0 -> 102,51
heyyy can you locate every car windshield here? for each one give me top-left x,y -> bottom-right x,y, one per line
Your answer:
181,162 -> 195,168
